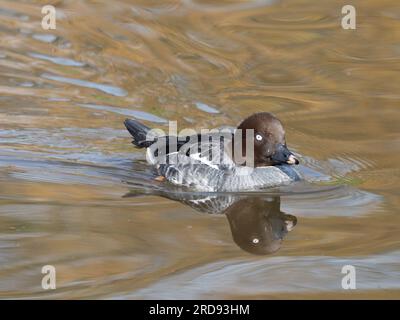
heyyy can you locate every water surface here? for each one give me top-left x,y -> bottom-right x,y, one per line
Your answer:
0,0 -> 399,299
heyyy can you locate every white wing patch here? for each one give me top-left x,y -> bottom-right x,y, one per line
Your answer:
188,152 -> 220,169
147,134 -> 236,176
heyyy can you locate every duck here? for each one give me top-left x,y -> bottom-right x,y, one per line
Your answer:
124,112 -> 301,191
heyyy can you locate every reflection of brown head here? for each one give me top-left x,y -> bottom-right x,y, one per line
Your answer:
225,196 -> 297,255
124,186 -> 297,256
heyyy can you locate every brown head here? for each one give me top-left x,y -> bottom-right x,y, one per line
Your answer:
235,112 -> 299,167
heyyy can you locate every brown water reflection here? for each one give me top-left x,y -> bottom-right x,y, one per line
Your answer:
0,0 -> 399,299
124,190 -> 297,255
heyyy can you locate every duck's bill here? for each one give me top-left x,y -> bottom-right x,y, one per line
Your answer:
287,154 -> 299,165
271,144 -> 299,165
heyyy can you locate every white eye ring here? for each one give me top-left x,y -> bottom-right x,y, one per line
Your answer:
255,134 -> 263,141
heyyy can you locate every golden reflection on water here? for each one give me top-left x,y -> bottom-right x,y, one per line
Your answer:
0,0 -> 399,298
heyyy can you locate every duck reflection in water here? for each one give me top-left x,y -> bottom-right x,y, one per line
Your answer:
124,189 -> 297,255
224,196 -> 296,255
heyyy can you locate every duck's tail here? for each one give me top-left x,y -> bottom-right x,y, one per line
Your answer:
124,119 -> 154,148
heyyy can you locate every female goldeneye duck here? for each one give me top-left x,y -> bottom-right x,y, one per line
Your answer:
124,112 -> 301,191
235,112 -> 299,167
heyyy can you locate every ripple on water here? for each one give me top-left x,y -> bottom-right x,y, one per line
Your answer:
18,82 -> 34,88
47,97 -> 70,102
123,251 -> 400,299
32,33 -> 58,43
0,8 -> 29,21
77,103 -> 168,123
195,102 -> 220,114
41,73 -> 128,97
29,52 -> 85,67
182,0 -> 276,13
282,185 -> 382,218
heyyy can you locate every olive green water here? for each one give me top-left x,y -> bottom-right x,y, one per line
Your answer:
0,0 -> 399,299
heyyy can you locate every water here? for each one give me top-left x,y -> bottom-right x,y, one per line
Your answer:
0,0 -> 399,299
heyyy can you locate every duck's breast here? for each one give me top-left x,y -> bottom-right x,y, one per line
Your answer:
219,165 -> 301,191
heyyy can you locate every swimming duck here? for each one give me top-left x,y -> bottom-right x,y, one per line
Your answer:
124,112 -> 300,191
